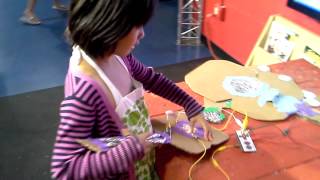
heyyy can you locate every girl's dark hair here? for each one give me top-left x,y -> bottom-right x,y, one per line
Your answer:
68,0 -> 156,59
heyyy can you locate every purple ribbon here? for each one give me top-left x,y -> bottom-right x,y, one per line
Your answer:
295,103 -> 318,117
172,120 -> 204,138
146,132 -> 171,144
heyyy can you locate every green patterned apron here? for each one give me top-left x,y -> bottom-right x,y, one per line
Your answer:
75,46 -> 156,180
113,62 -> 157,180
118,96 -> 156,180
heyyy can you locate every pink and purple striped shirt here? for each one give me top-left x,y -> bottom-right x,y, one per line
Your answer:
51,54 -> 204,179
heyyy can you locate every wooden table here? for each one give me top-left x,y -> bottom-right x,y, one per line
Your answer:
145,59 -> 320,180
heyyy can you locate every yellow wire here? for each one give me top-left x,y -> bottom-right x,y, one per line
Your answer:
187,110 -> 238,180
211,145 -> 235,180
211,158 -> 230,180
215,110 -> 235,131
242,111 -> 248,130
188,139 -> 207,180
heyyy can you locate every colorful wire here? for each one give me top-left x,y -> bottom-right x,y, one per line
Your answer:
211,145 -> 236,180
188,139 -> 207,180
215,110 -> 235,131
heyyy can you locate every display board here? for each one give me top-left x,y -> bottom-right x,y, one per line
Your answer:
246,15 -> 320,68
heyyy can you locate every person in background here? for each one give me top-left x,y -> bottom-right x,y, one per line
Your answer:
20,0 -> 68,25
51,0 -> 213,179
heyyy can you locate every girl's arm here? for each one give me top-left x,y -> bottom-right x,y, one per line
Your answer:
51,80 -> 144,179
125,54 -> 204,119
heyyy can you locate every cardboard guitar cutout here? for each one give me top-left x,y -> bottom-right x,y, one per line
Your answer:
151,113 -> 229,154
185,60 -> 304,121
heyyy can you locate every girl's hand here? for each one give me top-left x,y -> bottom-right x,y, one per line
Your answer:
190,113 -> 214,141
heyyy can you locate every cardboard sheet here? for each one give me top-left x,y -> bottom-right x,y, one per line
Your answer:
186,60 -> 304,121
151,113 -> 229,154
185,60 -> 256,102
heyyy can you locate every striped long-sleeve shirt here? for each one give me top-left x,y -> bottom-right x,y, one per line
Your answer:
51,54 -> 204,179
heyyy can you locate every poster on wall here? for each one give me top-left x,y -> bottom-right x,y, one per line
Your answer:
264,21 -> 296,62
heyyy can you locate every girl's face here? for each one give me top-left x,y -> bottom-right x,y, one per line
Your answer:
115,26 -> 145,56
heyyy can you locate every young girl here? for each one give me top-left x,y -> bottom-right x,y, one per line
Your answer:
51,0 -> 212,179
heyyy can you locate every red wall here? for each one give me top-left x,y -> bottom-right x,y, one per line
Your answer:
202,0 -> 320,64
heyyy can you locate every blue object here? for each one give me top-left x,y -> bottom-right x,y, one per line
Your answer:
258,88 -> 280,107
273,95 -> 300,114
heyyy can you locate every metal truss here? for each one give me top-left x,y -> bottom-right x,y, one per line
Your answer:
177,0 -> 204,45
